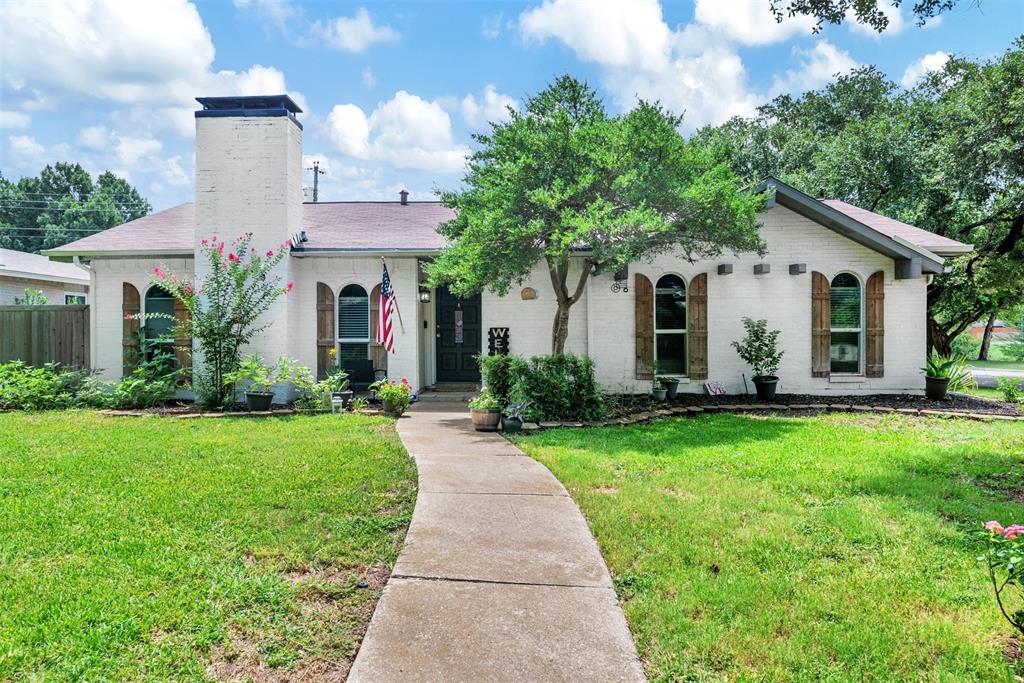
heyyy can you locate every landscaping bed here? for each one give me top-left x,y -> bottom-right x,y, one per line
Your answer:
0,412 -> 416,680
516,413 -> 1024,681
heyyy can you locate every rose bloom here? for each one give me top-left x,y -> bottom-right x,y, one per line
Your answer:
985,521 -> 1004,534
1004,525 -> 1024,539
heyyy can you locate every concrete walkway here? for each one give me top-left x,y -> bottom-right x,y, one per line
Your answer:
349,402 -> 646,682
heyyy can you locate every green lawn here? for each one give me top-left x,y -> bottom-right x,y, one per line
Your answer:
0,412 -> 416,681
517,414 -> 1024,681
969,359 -> 1024,371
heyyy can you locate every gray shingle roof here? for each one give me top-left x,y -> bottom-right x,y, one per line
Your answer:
821,200 -> 972,256
45,201 -> 455,256
0,248 -> 90,284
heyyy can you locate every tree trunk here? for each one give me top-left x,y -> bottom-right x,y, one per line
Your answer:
928,315 -> 953,356
978,312 -> 997,360
545,255 -> 593,355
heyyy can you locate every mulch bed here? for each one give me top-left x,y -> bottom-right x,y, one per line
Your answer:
100,406 -> 383,418
667,391 -> 1023,416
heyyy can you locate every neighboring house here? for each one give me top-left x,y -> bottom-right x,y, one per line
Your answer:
44,95 -> 972,396
0,248 -> 89,305
969,320 -> 1020,339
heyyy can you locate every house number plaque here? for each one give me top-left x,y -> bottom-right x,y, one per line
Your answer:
488,327 -> 510,356
454,306 -> 464,344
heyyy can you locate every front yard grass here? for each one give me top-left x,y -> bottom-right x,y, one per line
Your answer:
0,412 -> 416,681
517,413 -> 1024,681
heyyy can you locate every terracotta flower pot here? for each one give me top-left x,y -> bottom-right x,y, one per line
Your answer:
471,408 -> 501,431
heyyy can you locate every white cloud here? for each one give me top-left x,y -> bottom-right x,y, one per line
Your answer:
692,0 -> 815,46
482,12 -> 504,39
770,41 -> 859,95
309,7 -> 399,53
0,0 -> 306,137
922,14 -> 943,29
847,1 -> 905,37
461,85 -> 518,128
76,125 -> 110,150
324,91 -> 469,172
520,0 -> 671,71
115,136 -> 162,166
362,67 -> 377,88
7,135 -> 45,160
900,51 -> 951,88
0,110 -> 30,129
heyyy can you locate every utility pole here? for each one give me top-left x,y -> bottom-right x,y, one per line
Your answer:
305,161 -> 326,202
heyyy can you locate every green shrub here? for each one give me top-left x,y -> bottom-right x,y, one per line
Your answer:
477,354 -> 528,407
0,361 -> 91,410
997,377 -> 1023,403
1004,331 -> 1024,362
511,354 -> 605,423
950,333 -> 982,360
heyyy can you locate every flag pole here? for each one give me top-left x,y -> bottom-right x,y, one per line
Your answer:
381,256 -> 405,332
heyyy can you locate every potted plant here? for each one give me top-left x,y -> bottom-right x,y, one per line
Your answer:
650,361 -> 667,402
223,354 -> 275,411
661,376 -> 680,400
922,351 -> 973,400
502,399 -> 530,433
325,366 -> 353,407
369,378 -> 412,417
469,387 -> 502,431
731,317 -> 784,402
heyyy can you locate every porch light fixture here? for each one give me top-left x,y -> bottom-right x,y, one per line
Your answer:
754,263 -> 770,275
789,263 -> 807,275
717,264 -> 733,275
418,286 -> 431,303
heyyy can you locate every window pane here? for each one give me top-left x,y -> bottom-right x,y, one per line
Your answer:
145,287 -> 175,339
65,294 -> 86,305
656,333 -> 686,375
655,275 -> 686,330
831,331 -> 860,373
338,342 -> 368,360
830,276 -> 860,329
339,284 -> 369,339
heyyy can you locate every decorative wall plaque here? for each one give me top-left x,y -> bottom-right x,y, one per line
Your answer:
488,327 -> 510,356
521,287 -> 537,300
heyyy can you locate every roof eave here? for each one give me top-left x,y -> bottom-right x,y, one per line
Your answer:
290,247 -> 442,257
41,248 -> 195,259
756,177 -> 945,276
0,268 -> 89,286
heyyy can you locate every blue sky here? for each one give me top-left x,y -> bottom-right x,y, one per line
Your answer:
1,0 -> 1021,212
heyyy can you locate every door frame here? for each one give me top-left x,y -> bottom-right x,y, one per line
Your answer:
434,285 -> 482,383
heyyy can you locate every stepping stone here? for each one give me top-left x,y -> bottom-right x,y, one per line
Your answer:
919,409 -> 950,417
670,406 -> 689,415
686,406 -> 704,414
700,405 -> 720,412
521,423 -> 541,432
807,404 -> 830,411
895,408 -> 919,415
849,405 -> 874,412
872,406 -> 895,413
766,404 -> 790,411
788,404 -> 811,410
829,404 -> 852,410
539,421 -> 561,429
656,409 -> 674,417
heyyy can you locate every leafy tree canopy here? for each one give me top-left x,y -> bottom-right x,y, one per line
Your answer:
0,162 -> 151,253
694,37 -> 1024,353
428,75 -> 765,353
770,0 -> 960,32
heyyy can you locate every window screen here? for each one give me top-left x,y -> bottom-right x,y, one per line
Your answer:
830,273 -> 861,373
654,274 -> 687,375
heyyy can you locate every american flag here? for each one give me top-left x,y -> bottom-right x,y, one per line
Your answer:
377,262 -> 396,353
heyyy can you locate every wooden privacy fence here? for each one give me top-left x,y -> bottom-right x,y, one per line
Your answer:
0,305 -> 90,368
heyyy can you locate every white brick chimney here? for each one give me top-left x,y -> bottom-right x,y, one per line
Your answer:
193,94 -> 303,372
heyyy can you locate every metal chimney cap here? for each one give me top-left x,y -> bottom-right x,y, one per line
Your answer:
399,189 -> 410,205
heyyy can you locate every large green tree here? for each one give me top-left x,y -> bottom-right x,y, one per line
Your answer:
0,163 -> 151,253
770,0 -> 960,32
428,76 -> 765,354
696,38 -> 1024,354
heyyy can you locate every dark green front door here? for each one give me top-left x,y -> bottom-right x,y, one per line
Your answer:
435,286 -> 481,382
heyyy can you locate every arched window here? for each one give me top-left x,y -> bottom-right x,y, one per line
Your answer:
830,273 -> 862,373
144,285 -> 175,362
654,274 -> 687,375
338,284 -> 370,360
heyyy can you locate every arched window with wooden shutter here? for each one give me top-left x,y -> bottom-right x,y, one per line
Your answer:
634,273 -> 654,379
172,298 -> 192,383
811,271 -> 830,377
122,282 -> 140,378
687,273 -> 708,380
316,282 -> 334,379
865,270 -> 884,377
369,284 -> 388,373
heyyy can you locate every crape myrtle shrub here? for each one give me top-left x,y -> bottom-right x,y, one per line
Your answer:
478,353 -> 605,423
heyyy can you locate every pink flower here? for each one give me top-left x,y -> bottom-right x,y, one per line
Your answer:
284,282 -> 294,293
1004,525 -> 1024,539
986,521 -> 1005,534
171,274 -> 178,283
152,266 -> 165,278
401,378 -> 409,385
184,283 -> 193,293
124,313 -> 133,320
201,239 -> 208,245
211,235 -> 217,242
266,250 -> 273,257
217,243 -> 224,254
228,252 -> 240,263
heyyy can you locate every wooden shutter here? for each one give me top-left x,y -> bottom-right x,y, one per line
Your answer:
172,298 -> 192,383
316,283 -> 335,379
811,271 -> 830,378
687,273 -> 708,380
369,283 -> 387,372
122,283 -> 140,378
865,270 -> 884,378
634,273 -> 654,380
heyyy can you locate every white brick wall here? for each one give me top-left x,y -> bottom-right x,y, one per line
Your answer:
85,204 -> 929,396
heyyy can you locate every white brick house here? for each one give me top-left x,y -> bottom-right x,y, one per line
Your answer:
44,95 -> 971,396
